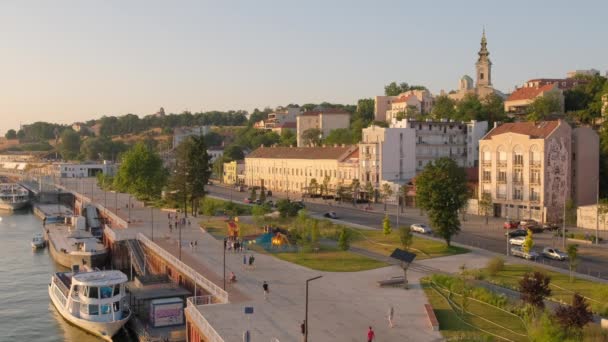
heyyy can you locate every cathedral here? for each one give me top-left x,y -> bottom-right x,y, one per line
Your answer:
448,30 -> 504,101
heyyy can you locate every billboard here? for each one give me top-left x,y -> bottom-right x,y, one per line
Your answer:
150,298 -> 184,328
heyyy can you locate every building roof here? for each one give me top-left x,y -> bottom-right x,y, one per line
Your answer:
301,108 -> 350,116
392,95 -> 416,104
482,121 -> 560,140
247,146 -> 355,160
506,84 -> 555,101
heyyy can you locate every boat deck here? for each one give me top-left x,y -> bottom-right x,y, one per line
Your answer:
46,224 -> 105,254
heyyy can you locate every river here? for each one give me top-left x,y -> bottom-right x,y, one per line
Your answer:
0,210 -> 129,341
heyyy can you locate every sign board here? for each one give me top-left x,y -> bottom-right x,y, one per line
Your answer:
150,298 -> 184,328
244,306 -> 254,314
390,248 -> 416,264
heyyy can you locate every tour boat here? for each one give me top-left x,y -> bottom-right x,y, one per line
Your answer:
0,183 -> 29,211
48,269 -> 131,340
31,233 -> 45,249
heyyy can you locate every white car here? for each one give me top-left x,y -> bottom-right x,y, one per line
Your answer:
511,247 -> 539,260
542,247 -> 567,261
410,224 -> 432,234
509,236 -> 526,246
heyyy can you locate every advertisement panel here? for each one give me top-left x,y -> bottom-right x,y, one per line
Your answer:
150,298 -> 184,328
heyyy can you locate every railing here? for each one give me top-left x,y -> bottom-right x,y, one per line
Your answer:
185,304 -> 224,342
481,160 -> 492,167
188,295 -> 222,306
530,178 -> 541,185
497,161 -> 507,168
530,161 -> 541,167
137,233 -> 229,304
497,178 -> 507,184
482,178 -> 491,183
496,194 -> 507,200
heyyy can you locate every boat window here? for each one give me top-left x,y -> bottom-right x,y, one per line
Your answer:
101,304 -> 112,315
89,304 -> 99,315
80,303 -> 89,315
73,285 -> 79,295
100,286 -> 113,299
88,286 -> 98,299
82,286 -> 88,297
113,285 -> 120,297
113,301 -> 120,312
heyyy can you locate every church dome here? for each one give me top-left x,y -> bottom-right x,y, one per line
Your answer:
459,75 -> 474,90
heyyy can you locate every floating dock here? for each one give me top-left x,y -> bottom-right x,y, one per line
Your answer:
34,204 -> 74,224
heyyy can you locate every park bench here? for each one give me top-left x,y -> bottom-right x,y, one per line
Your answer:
424,304 -> 439,331
376,276 -> 404,287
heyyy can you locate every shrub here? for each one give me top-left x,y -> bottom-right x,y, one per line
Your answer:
486,256 -> 505,276
338,228 -> 351,251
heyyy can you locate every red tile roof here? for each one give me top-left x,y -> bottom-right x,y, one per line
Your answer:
483,121 -> 561,140
392,95 -> 415,104
301,108 -> 350,116
507,84 -> 555,101
247,146 -> 355,160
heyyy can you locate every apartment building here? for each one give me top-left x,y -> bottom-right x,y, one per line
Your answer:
374,89 -> 434,122
222,160 -> 244,185
244,145 -> 358,196
391,119 -> 488,172
296,109 -> 351,146
504,83 -> 564,115
265,107 -> 300,129
478,120 -> 598,223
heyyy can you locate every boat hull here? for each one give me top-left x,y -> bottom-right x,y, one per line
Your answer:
48,284 -> 130,340
46,234 -> 108,269
31,241 -> 45,249
0,200 -> 29,211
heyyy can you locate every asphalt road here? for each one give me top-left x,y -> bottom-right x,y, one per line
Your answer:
208,184 -> 608,280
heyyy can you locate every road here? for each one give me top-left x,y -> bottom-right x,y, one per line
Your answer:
208,184 -> 608,280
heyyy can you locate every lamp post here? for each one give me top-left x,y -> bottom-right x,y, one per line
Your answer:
304,275 -> 323,342
150,206 -> 154,241
223,237 -> 226,290
128,195 -> 131,223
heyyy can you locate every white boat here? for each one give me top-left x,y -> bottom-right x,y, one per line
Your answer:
49,269 -> 131,340
31,233 -> 45,249
0,183 -> 29,211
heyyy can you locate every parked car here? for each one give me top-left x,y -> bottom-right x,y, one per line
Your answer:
509,236 -> 526,246
503,220 -> 519,229
324,212 -> 338,219
410,223 -> 432,234
294,201 -> 305,209
265,200 -> 274,207
243,198 -> 253,204
511,247 -> 539,260
519,219 -> 538,228
506,229 -> 528,237
542,247 -> 568,261
527,225 -> 544,234
254,199 -> 263,205
542,222 -> 560,231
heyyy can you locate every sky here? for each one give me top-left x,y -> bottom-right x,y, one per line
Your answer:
1,0 -> 607,134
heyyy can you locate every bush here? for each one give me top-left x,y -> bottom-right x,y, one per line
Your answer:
486,256 -> 505,276
338,228 -> 351,251
276,199 -> 300,218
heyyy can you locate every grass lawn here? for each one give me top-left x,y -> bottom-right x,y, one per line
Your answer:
200,217 -> 263,239
423,280 -> 528,342
482,264 -> 608,315
271,246 -> 388,272
349,229 -> 470,260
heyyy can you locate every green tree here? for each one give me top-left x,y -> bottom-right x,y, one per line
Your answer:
415,158 -> 468,246
184,136 -> 212,215
223,144 -> 244,161
479,192 -> 493,224
384,81 -> 426,96
113,142 -> 167,200
566,244 -> 579,283
338,228 -> 351,251
455,93 -> 483,121
399,226 -> 413,250
250,187 -> 257,201
4,129 -> 17,140
278,129 -> 297,147
321,175 -> 330,198
431,95 -> 456,120
527,92 -> 562,122
58,129 -> 81,160
523,229 -> 534,253
308,178 -> 318,196
481,93 -> 506,124
364,181 -> 375,203
301,128 -> 322,146
259,188 -> 266,202
310,220 -> 320,249
381,183 -> 394,211
382,214 -> 392,235
323,128 -> 354,145
351,179 -> 360,203
519,271 -> 551,310
565,198 -> 577,225
276,199 -> 300,218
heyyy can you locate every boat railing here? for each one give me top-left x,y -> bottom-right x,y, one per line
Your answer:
53,276 -> 70,297
185,302 -> 224,342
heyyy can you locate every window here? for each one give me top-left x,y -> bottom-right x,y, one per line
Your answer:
513,170 -> 523,183
101,304 -> 112,315
498,171 -> 507,183
482,170 -> 491,181
513,188 -> 522,200
80,302 -> 89,315
113,301 -> 121,312
514,153 -> 523,165
100,286 -> 113,299
88,286 -> 98,299
480,72 -> 484,80
89,304 -> 99,315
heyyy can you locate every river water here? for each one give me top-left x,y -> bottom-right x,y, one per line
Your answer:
0,210 -> 127,341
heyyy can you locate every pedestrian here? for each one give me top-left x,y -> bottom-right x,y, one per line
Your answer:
168,213 -> 171,220
248,255 -> 255,269
169,223 -> 172,232
223,238 -> 227,251
262,281 -> 269,300
367,326 -> 375,342
387,306 -> 394,328
188,219 -> 191,226
190,241 -> 193,250
243,254 -> 247,268
194,240 -> 198,250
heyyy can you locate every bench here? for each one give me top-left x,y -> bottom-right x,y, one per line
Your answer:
377,276 -> 405,287
424,304 -> 439,331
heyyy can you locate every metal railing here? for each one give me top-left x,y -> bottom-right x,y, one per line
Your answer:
137,233 -> 229,304
185,304 -> 224,342
188,295 -> 221,306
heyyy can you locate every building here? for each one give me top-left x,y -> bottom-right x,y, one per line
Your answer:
207,147 -> 224,163
522,78 -> 586,91
222,160 -> 244,185
71,122 -> 92,134
566,69 -> 600,78
172,126 -> 210,149
296,109 -> 350,147
449,30 -> 504,101
52,161 -> 117,178
374,89 -> 434,122
504,83 -> 564,115
359,125 -> 416,192
244,145 -> 358,196
265,107 -> 300,129
391,118 -> 488,171
602,93 -> 608,116
478,120 -> 598,223
270,122 -> 297,135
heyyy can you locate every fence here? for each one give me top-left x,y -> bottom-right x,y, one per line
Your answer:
137,233 -> 229,304
185,303 -> 224,342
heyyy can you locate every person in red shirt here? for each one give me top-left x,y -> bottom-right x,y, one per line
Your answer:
367,326 -> 375,342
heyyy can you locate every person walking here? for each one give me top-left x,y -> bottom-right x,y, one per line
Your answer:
248,255 -> 255,269
387,306 -> 394,328
243,254 -> 247,268
262,281 -> 269,300
194,240 -> 198,251
367,326 -> 375,342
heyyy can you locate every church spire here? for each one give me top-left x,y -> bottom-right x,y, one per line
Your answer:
478,28 -> 489,62
475,29 -> 492,87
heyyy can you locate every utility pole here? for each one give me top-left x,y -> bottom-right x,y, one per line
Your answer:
596,178 -> 600,245
151,207 -> 154,241
304,275 -> 323,342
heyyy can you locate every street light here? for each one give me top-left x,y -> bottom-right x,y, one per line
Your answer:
304,275 -> 323,342
223,237 -> 227,290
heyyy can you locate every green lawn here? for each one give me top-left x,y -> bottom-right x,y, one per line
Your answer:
423,280 -> 528,342
349,229 -> 470,260
200,217 -> 263,239
272,246 -> 388,272
482,264 -> 608,316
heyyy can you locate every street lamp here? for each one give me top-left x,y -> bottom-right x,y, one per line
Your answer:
150,206 -> 154,241
223,237 -> 227,290
304,275 -> 323,342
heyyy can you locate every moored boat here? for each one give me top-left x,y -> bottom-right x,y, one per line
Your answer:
45,216 -> 108,269
0,183 -> 29,211
48,269 -> 131,340
31,233 -> 45,249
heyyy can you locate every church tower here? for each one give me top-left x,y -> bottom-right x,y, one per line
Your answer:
475,29 -> 492,87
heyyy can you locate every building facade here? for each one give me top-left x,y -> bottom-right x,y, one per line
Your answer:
222,160 -> 245,185
296,109 -> 350,147
374,89 -> 434,122
52,161 -> 117,178
504,83 -> 565,115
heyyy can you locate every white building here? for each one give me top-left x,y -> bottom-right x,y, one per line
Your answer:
53,161 -> 117,178
374,89 -> 434,122
207,147 -> 224,163
173,126 -> 210,149
391,119 -> 488,172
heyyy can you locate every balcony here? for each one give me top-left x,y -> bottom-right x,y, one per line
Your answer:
530,178 -> 541,185
497,178 -> 507,184
496,193 -> 507,200
530,196 -> 540,203
482,178 -> 492,183
530,161 -> 541,167
482,160 -> 492,167
512,177 -> 523,185
497,161 -> 507,168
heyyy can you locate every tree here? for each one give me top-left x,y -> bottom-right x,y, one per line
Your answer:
323,128 -> 354,145
113,142 -> 167,200
276,199 -> 300,218
250,187 -> 257,201
481,93 -> 506,124
259,188 -> 266,202
4,129 -> 17,140
381,183 -> 394,212
223,144 -> 244,161
308,178 -> 318,197
310,220 -> 320,249
553,293 -> 593,337
399,226 -> 413,250
58,129 -> 81,160
565,198 -> 577,225
523,229 -> 534,253
478,192 -> 493,224
455,93 -> 483,121
170,136 -> 211,215
519,271 -> 551,309
364,181 -> 375,203
415,158 -> 468,246
351,179 -> 360,204
382,214 -> 392,235
301,128 -> 322,146
384,81 -> 427,96
527,92 -> 562,122
566,244 -> 579,283
203,131 -> 223,147
338,228 -> 351,251
431,95 -> 457,120
278,129 -> 296,147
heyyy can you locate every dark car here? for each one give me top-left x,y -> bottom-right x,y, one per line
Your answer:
294,201 -> 305,209
265,200 -> 274,207
506,229 -> 528,237
254,199 -> 263,205
527,225 -> 544,233
542,222 -> 560,231
324,212 -> 338,219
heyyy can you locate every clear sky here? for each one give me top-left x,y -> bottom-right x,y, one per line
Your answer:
1,0 -> 606,134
